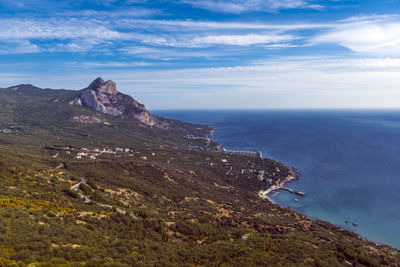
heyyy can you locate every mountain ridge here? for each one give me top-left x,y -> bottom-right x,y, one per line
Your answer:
1,79 -> 214,138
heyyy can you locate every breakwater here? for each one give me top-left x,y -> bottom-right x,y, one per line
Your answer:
259,168 -> 305,202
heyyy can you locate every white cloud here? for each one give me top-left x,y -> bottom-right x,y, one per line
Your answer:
3,56 -> 400,109
338,14 -> 396,24
0,73 -> 31,85
1,0 -> 157,16
117,19 -> 332,31
120,46 -> 228,59
0,18 -> 127,41
0,40 -> 40,54
192,33 -> 295,46
311,19 -> 400,54
180,0 -> 323,14
1,13 -> 400,56
59,8 -> 160,18
0,18 -> 134,53
250,57 -> 400,71
135,32 -> 297,47
111,57 -> 400,109
66,61 -> 153,69
1,17 -> 301,52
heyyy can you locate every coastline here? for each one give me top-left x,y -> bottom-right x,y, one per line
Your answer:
207,131 -> 305,204
209,132 -> 400,251
158,109 -> 400,251
258,167 -> 304,204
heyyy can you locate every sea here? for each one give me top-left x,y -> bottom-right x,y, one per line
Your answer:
154,109 -> 400,249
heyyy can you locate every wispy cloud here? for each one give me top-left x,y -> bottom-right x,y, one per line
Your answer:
116,19 -> 333,31
191,33 -> 296,46
180,0 -> 323,14
0,0 -> 158,16
4,56 -> 400,109
57,8 -> 161,18
120,46 -> 229,59
0,40 -> 40,54
0,18 -> 131,53
66,61 -> 153,69
1,10 -> 400,59
99,57 -> 400,109
2,0 -> 400,109
311,20 -> 400,54
137,33 -> 297,47
0,18 -> 127,40
0,16 -> 303,52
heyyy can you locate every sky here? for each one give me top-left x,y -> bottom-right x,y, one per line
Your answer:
1,0 -> 400,109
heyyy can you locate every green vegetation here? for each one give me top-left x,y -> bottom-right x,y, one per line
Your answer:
0,84 -> 399,266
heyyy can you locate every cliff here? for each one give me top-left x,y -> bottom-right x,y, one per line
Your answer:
69,77 -> 156,126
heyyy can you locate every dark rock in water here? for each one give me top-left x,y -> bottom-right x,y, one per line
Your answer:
352,223 -> 358,226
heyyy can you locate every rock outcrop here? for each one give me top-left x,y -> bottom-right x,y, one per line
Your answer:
70,77 -> 156,126
88,78 -> 117,95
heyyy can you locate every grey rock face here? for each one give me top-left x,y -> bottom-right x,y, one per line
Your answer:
88,77 -> 118,95
70,77 -> 156,126
134,111 -> 156,127
80,90 -> 123,116
68,97 -> 82,106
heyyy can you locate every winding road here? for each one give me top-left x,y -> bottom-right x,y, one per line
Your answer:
70,177 -> 127,214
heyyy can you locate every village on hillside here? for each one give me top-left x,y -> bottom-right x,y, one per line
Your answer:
49,146 -> 150,161
44,134 -> 304,205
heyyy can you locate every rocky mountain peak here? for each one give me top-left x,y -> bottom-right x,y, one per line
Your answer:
88,77 -> 117,95
69,77 -> 157,127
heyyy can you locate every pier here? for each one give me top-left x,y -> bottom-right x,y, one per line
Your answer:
281,187 -> 305,196
270,192 -> 280,198
259,168 -> 305,202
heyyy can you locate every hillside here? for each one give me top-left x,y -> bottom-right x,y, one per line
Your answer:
0,79 -> 214,139
0,80 -> 399,266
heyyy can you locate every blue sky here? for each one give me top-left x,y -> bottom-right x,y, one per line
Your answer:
1,0 -> 400,109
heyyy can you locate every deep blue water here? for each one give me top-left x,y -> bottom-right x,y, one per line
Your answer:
154,110 -> 400,249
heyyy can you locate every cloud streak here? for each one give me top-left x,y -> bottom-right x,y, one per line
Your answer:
0,18 -> 127,40
3,56 -> 400,109
191,34 -> 296,46
1,1 -> 400,109
0,40 -> 40,54
1,13 -> 400,57
180,0 -> 323,14
311,21 -> 400,54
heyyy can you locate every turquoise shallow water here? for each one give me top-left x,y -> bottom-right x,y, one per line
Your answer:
155,110 -> 400,249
